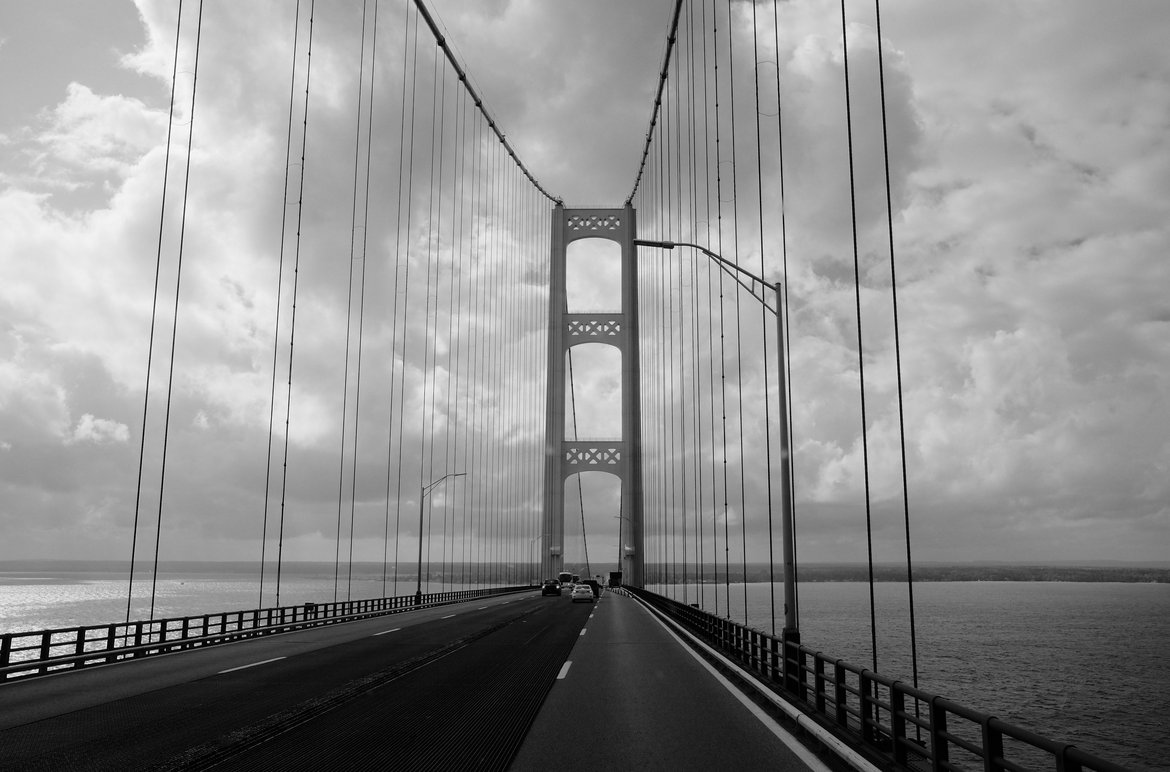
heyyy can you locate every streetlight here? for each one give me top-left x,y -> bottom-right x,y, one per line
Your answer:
415,472 -> 466,604
633,238 -> 798,648
612,514 -> 634,583
528,535 -> 543,586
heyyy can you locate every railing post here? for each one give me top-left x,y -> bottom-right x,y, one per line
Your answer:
2,632 -> 13,669
929,696 -> 949,772
861,673 -> 877,744
1056,745 -> 1084,772
982,716 -> 1005,772
814,655 -> 826,713
834,661 -> 848,729
74,627 -> 86,659
891,682 -> 907,764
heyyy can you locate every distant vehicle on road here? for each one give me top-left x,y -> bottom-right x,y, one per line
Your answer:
580,579 -> 601,598
557,571 -> 573,586
541,580 -> 562,596
571,585 -> 595,603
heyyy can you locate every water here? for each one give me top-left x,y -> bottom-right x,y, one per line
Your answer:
3,569 -> 1166,769
0,564 -> 501,634
653,580 -> 1170,771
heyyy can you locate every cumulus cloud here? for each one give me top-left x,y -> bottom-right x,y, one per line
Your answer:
65,414 -> 130,445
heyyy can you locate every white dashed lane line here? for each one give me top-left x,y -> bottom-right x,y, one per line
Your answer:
373,628 -> 401,636
557,661 -> 572,679
441,614 -> 456,619
219,657 -> 286,674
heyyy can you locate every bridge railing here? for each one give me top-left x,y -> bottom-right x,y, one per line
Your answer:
0,585 -> 532,682
627,587 -> 1128,772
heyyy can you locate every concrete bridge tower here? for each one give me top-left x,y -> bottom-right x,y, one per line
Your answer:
542,204 -> 644,587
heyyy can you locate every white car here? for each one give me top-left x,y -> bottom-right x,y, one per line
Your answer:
571,584 -> 595,603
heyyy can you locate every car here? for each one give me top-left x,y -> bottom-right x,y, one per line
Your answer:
571,584 -> 595,603
541,580 -> 562,596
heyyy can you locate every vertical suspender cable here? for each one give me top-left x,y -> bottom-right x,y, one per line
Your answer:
276,0 -> 316,608
347,0 -> 379,601
685,0 -> 706,606
699,0 -> 721,616
387,2 -> 419,597
839,0 -> 879,672
439,71 -> 458,587
381,0 -> 405,597
449,89 -> 466,588
772,0 -> 799,630
149,0 -> 204,622
417,47 -> 440,591
260,0 -> 301,610
272,0 -> 313,608
334,0 -> 370,604
724,0 -> 751,624
750,0 -> 778,636
874,0 -> 920,702
711,0 -> 732,616
129,0 -> 185,623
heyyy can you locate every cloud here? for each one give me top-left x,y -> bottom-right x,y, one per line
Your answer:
65,414 -> 130,445
1,0 -> 1167,569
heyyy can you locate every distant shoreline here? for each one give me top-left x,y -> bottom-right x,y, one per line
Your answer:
2,560 -> 1167,584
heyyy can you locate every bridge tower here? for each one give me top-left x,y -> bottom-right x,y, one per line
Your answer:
543,204 -> 644,587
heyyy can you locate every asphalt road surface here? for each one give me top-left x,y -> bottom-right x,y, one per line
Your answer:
0,592 -> 588,770
2,590 -> 827,770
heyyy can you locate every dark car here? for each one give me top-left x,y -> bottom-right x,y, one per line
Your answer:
541,580 -> 562,596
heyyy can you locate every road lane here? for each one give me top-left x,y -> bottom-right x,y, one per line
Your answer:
510,591 -> 822,771
0,592 -> 576,769
0,591 -> 534,731
209,597 -> 593,770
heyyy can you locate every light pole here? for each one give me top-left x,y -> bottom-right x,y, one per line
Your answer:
612,514 -> 634,583
415,472 -> 466,604
633,238 -> 798,647
528,535 -> 543,586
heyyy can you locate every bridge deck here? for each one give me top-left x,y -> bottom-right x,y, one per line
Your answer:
0,590 -> 830,769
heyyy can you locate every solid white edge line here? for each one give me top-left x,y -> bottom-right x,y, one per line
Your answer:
631,596 -> 880,772
557,661 -> 572,679
373,627 -> 401,636
218,656 -> 286,674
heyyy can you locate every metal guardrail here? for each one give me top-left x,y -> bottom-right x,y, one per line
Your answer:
627,587 -> 1130,772
1,585 -> 532,682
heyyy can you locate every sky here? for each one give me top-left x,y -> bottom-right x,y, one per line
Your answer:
1,0 -> 1168,568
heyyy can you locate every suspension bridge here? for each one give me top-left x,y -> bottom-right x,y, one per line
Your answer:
0,1 -> 1145,769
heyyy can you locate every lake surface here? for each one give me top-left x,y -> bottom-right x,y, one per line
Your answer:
3,569 -> 1166,769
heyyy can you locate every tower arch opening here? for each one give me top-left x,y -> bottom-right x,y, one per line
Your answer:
566,238 -> 622,313
565,343 -> 622,439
